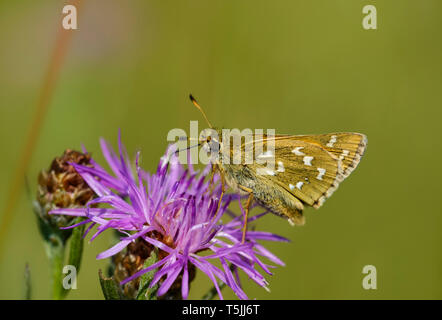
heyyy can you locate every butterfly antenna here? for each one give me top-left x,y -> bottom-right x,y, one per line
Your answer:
189,94 -> 213,129
174,143 -> 201,155
164,141 -> 201,164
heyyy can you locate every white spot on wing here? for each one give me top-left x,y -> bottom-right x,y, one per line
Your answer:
303,156 -> 314,166
317,168 -> 326,180
257,151 -> 274,159
289,184 -> 295,190
292,147 -> 305,156
326,135 -> 337,148
296,181 -> 304,190
339,149 -> 350,161
277,161 -> 285,172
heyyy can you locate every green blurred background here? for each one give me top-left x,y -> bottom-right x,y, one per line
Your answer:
0,0 -> 441,299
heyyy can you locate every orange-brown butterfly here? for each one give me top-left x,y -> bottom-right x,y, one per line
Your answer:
189,95 -> 367,242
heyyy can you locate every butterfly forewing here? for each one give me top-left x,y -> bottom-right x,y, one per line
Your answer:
246,133 -> 367,210
295,133 -> 367,178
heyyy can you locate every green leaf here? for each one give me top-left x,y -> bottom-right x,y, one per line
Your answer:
56,217 -> 87,300
99,269 -> 125,300
136,249 -> 159,300
67,217 -> 86,273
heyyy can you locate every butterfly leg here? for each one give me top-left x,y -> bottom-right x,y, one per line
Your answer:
238,185 -> 254,244
211,165 -> 226,223
217,168 -> 226,213
206,163 -> 215,195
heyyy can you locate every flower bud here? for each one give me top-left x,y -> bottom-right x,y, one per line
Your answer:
36,149 -> 95,241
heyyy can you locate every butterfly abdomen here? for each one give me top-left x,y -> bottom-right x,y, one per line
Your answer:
252,178 -> 306,226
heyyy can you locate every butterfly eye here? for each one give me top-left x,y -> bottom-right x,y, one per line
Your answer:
210,140 -> 220,152
202,143 -> 210,153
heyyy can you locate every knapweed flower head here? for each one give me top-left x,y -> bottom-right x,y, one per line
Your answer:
50,131 -> 288,299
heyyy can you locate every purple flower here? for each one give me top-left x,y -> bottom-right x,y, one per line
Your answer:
50,132 -> 288,299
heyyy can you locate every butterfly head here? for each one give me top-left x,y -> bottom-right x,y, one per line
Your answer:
199,127 -> 222,159
189,94 -> 224,159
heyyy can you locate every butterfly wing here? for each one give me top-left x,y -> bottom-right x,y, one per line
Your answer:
293,133 -> 367,180
250,133 -> 367,209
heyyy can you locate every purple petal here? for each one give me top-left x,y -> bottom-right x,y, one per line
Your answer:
181,259 -> 189,299
157,264 -> 183,297
96,240 -> 131,259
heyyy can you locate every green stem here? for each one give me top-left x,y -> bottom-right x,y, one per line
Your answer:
24,263 -> 31,300
45,235 -> 66,300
